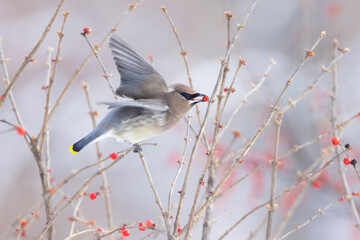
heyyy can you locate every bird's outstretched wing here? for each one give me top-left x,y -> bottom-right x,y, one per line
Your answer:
109,35 -> 168,99
99,98 -> 169,112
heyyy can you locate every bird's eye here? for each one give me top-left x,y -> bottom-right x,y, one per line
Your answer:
179,92 -> 200,100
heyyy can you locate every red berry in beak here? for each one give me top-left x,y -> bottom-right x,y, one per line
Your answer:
202,96 -> 209,102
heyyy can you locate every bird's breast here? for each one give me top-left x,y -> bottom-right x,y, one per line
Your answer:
110,112 -> 168,143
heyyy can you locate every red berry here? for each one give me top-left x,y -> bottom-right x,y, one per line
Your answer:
331,137 -> 340,146
312,181 -> 322,189
83,27 -> 92,35
308,51 -> 315,56
21,220 -> 29,227
98,228 -> 102,232
146,220 -> 154,227
15,126 -> 27,136
343,157 -> 351,165
21,229 -> 27,236
232,130 -> 241,138
243,61 -> 247,66
122,229 -> 130,237
109,152 -> 118,160
0,95 -> 3,100
202,95 -> 209,102
89,192 -> 97,200
224,87 -> 229,93
139,222 -> 146,231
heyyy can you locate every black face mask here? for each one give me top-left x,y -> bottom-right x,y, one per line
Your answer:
179,92 -> 200,101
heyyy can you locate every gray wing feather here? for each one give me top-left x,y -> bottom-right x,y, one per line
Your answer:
99,98 -> 169,112
109,35 -> 168,99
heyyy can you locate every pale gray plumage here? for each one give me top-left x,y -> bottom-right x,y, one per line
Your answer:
70,35 -> 207,154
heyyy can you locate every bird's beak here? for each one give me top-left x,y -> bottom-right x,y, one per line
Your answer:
191,93 -> 209,106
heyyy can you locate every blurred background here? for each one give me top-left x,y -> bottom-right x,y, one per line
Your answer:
1,0 -> 360,239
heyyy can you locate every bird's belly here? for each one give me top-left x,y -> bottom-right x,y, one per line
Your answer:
112,125 -> 164,144
108,112 -> 168,144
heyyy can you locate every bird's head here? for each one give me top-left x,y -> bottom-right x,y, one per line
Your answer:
170,84 -> 209,107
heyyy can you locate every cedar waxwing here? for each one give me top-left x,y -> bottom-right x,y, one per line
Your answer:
70,35 -> 208,154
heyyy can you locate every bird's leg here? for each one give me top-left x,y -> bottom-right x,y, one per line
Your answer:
132,143 -> 142,153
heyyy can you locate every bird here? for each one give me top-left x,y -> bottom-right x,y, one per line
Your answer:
70,35 -> 209,154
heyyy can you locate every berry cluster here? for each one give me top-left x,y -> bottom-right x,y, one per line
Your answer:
331,137 -> 357,167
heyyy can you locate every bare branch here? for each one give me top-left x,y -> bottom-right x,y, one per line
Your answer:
0,0 -> 66,111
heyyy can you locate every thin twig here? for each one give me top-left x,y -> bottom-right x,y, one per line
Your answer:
137,151 -> 174,240
81,34 -> 117,100
168,111 -> 193,216
161,7 -> 205,131
219,58 -> 277,138
49,151 -> 127,194
65,228 -> 99,240
0,0 -> 66,111
0,119 -> 31,141
277,111 -> 359,160
218,57 -> 244,122
38,11 -> 69,151
265,113 -> 282,240
278,200 -> 340,240
216,151 -> 343,240
282,48 -> 349,115
273,148 -> 329,238
82,82 -> 114,234
68,185 -> 88,237
37,149 -> 132,240
329,40 -> 360,230
215,162 -> 268,201
200,16 -> 239,236
96,222 -> 163,240
274,185 -> 310,239
0,39 -> 26,131
247,215 -> 267,240
44,47 -> 54,188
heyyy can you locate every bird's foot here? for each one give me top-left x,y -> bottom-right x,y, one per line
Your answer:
133,144 -> 142,153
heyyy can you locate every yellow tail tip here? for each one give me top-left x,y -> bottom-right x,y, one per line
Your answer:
70,145 -> 78,155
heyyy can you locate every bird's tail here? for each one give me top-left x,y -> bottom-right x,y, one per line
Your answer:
70,130 -> 104,155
